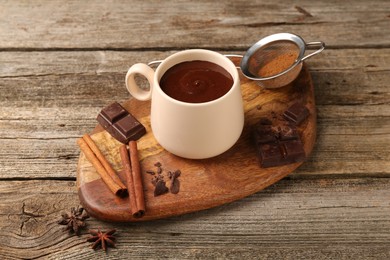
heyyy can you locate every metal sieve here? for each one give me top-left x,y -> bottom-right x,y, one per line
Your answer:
238,33 -> 325,88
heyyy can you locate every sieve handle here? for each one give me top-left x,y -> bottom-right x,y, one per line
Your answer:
224,54 -> 243,69
301,41 -> 325,61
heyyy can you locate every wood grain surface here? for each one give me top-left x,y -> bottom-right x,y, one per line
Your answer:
0,0 -> 389,259
1,0 -> 390,49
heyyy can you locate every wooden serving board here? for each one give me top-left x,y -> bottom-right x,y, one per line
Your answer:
77,64 -> 316,222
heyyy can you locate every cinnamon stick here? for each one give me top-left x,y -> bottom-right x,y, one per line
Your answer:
82,134 -> 127,191
119,145 -> 142,218
129,141 -> 146,217
77,137 -> 127,197
119,141 -> 146,218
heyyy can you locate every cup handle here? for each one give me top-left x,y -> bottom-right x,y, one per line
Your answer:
125,63 -> 155,101
301,41 -> 325,61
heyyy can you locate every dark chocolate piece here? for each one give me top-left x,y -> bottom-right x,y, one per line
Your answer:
278,125 -> 299,141
170,178 -> 180,194
100,103 -> 127,124
253,117 -> 306,168
254,125 -> 277,144
257,143 -> 284,168
151,174 -> 164,186
283,102 -> 309,125
169,170 -> 181,194
282,139 -> 306,163
154,180 -> 169,197
253,119 -> 277,144
97,102 -> 146,144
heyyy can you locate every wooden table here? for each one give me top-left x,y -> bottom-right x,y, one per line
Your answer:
1,1 -> 389,259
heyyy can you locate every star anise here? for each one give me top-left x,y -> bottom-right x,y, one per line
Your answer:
87,228 -> 117,251
58,206 -> 89,235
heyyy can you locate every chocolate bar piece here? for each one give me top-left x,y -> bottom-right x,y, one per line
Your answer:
97,102 -> 146,143
257,143 -> 284,168
258,139 -> 305,168
282,139 -> 306,163
283,102 -> 309,125
253,117 -> 306,168
253,119 -> 277,145
278,125 -> 299,141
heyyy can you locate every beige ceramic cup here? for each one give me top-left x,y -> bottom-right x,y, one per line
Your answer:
125,49 -> 244,159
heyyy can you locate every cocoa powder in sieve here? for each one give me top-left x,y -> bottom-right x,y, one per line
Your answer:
257,52 -> 298,77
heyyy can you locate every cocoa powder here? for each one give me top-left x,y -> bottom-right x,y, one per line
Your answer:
258,52 -> 298,77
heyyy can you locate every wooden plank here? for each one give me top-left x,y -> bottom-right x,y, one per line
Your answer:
1,0 -> 390,49
1,49 -> 389,108
1,49 -> 389,78
1,114 -> 387,179
0,178 -> 389,259
0,49 -> 389,179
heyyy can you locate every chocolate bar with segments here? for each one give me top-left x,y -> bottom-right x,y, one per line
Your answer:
253,118 -> 306,168
283,102 -> 309,125
97,102 -> 146,143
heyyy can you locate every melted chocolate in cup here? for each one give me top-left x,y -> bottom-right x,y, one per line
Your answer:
160,60 -> 233,103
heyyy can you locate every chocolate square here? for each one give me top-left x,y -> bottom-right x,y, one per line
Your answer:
100,102 -> 128,124
253,118 -> 278,144
257,143 -> 283,168
113,114 -> 146,142
283,102 -> 309,125
282,139 -> 306,163
252,113 -> 307,168
97,102 -> 146,143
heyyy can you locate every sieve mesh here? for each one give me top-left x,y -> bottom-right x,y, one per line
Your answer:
247,40 -> 300,78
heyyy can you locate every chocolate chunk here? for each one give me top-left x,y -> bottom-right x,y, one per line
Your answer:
170,178 -> 180,194
100,102 -> 127,124
151,174 -> 163,186
253,116 -> 306,168
282,139 -> 306,163
254,126 -> 277,144
256,139 -> 306,168
253,120 -> 277,144
279,125 -> 299,141
154,180 -> 169,197
283,102 -> 309,125
169,170 -> 181,194
257,143 -> 284,168
97,102 -> 146,144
